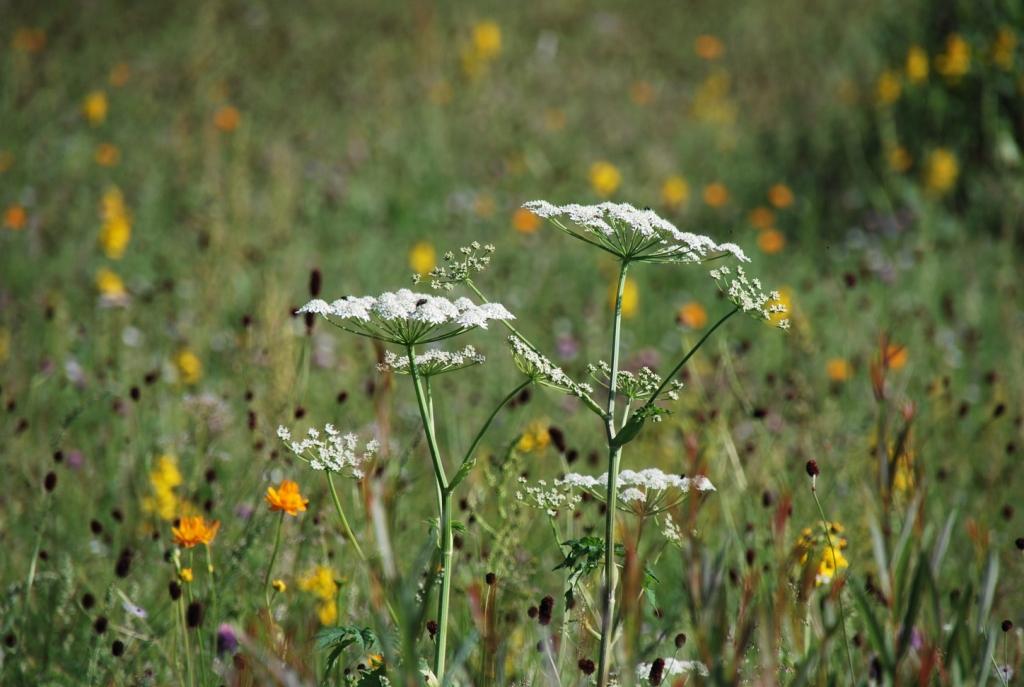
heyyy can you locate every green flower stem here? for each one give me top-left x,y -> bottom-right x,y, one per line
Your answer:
262,512 -> 285,610
811,485 -> 857,683
326,472 -> 367,562
407,346 -> 449,493
456,379 -> 531,473
597,260 -> 629,687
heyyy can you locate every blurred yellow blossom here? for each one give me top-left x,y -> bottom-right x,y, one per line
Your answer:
474,193 -> 495,218
142,454 -> 184,521
99,187 -> 131,259
826,358 -> 851,382
885,343 -> 908,370
816,545 -> 849,585
992,27 -> 1016,70
12,28 -> 46,54
109,62 -> 131,87
905,45 -> 929,83
888,145 -> 912,173
615,276 -> 639,318
95,267 -> 127,302
543,108 -> 566,132
179,568 -> 194,583
661,176 -> 690,208
299,565 -> 339,601
94,143 -> 120,167
428,80 -> 453,105
214,105 -> 240,132
694,34 -> 724,60
175,349 -> 202,385
677,301 -> 708,329
471,21 -> 502,60
768,183 -> 794,208
0,327 -> 9,363
924,148 -> 958,195
512,207 -> 541,234
692,71 -> 736,125
702,182 -> 729,208
875,69 -> 901,105
893,449 -> 915,494
796,522 -> 849,586
748,206 -> 775,230
4,204 -> 27,231
629,80 -> 654,106
516,420 -> 551,453
82,90 -> 108,126
589,161 -> 621,197
757,228 -> 785,254
271,579 -> 287,593
935,34 -> 970,79
409,241 -> 437,275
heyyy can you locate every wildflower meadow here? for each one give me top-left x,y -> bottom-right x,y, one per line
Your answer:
2,2 -> 1023,686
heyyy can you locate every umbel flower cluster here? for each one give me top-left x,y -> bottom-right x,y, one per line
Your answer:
709,265 -> 789,329
277,424 -> 379,478
298,288 -> 514,345
508,334 -> 593,398
518,468 -> 715,516
378,345 -> 485,376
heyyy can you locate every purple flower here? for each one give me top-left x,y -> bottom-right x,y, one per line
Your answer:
66,450 -> 85,470
216,624 -> 238,655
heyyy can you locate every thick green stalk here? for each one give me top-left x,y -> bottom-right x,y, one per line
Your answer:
597,261 -> 629,687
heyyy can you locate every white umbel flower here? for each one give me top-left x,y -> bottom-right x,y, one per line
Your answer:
378,345 -> 485,376
509,335 -> 593,398
557,468 -> 716,514
523,200 -> 748,263
277,424 -> 379,478
708,265 -> 789,330
298,289 -> 515,345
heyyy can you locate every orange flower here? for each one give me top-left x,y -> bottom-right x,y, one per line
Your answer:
768,183 -> 794,208
758,228 -> 785,254
109,62 -> 132,88
826,358 -> 852,382
702,182 -> 728,208
4,204 -> 27,231
214,105 -> 241,132
512,207 -> 541,234
172,516 -> 221,548
95,143 -> 120,167
677,301 -> 708,329
629,80 -> 654,106
695,34 -> 724,60
748,206 -> 775,230
12,28 -> 47,54
885,344 -> 907,370
266,479 -> 308,516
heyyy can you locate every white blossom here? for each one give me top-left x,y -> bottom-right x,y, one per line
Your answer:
709,265 -> 789,330
509,335 -> 593,398
523,200 -> 748,263
378,345 -> 485,376
557,468 -> 716,512
277,423 -> 379,478
515,477 -> 583,517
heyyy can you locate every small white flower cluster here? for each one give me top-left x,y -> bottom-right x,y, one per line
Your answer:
514,477 -> 583,517
587,362 -> 663,400
298,289 -> 515,344
559,468 -> 715,506
636,658 -> 709,682
708,265 -> 789,330
523,200 -> 748,263
509,335 -> 593,397
378,346 -> 485,376
277,424 -> 379,478
413,241 -> 495,291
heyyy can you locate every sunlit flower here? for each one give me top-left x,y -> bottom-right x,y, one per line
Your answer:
179,568 -> 194,583
796,521 -> 849,585
516,420 -> 551,453
142,455 -> 184,521
677,301 -> 708,329
278,424 -> 380,476
95,267 -> 128,304
748,206 -> 775,230
757,228 -> 785,254
298,565 -> 339,601
508,335 -> 593,398
923,148 -> 959,195
99,187 -> 131,259
694,34 -> 724,60
271,579 -> 287,593
816,545 -> 849,585
512,207 -> 541,234
378,346 -> 484,378
885,343 -> 907,370
109,62 -> 131,87
471,21 -> 502,60
589,161 -> 621,197
82,90 -> 108,126
173,516 -> 221,548
992,27 -> 1016,71
409,241 -> 437,275
905,45 -> 929,83
935,34 -> 970,79
768,183 -> 794,208
888,145 -> 912,173
613,276 -> 639,318
94,143 -> 120,167
4,204 -> 26,231
266,479 -> 309,516
12,28 -> 47,54
630,80 -> 654,106
710,266 -> 788,329
213,105 -> 240,132
875,69 -> 901,105
826,358 -> 851,382
175,349 -> 202,385
702,182 -> 728,208
660,175 -> 690,208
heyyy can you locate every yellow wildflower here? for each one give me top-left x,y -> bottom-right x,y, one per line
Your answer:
95,268 -> 127,302
816,546 -> 849,585
992,27 -> 1016,71
82,91 -> 108,126
589,161 -> 621,197
888,145 -> 912,173
875,69 -> 901,105
906,45 -> 929,83
826,358 -> 852,382
768,288 -> 791,327
611,276 -> 639,318
409,241 -> 436,275
936,34 -> 970,79
180,568 -> 194,583
368,653 -> 385,669
94,143 -> 120,167
757,228 -> 785,254
4,204 -> 27,231
676,302 -> 708,329
702,182 -> 728,208
142,455 -> 183,521
512,207 -> 541,234
471,21 -> 502,60
516,420 -> 551,453
923,148 -> 958,195
272,579 -> 287,593
885,343 -> 908,370
298,565 -> 339,601
175,349 -> 202,385
316,602 -> 338,625
661,176 -> 690,208
893,450 -> 915,494
99,186 -> 131,259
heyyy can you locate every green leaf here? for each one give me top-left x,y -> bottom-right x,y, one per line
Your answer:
851,581 -> 893,673
315,626 -> 377,678
896,554 -> 928,663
